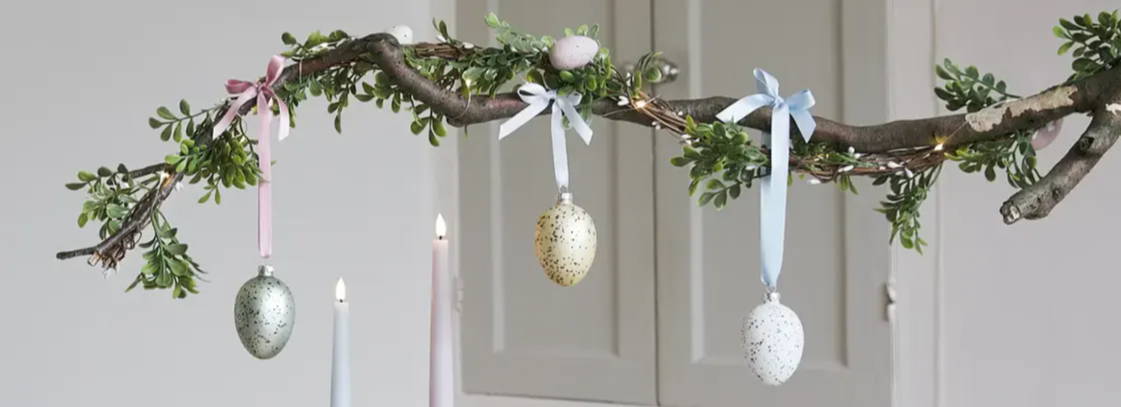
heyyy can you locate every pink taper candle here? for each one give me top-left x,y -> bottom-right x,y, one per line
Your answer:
430,214 -> 453,407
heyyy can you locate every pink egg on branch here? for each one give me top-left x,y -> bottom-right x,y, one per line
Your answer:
549,35 -> 600,70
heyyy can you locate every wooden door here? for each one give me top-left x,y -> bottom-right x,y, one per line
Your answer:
456,1 -> 658,404
652,0 -> 894,406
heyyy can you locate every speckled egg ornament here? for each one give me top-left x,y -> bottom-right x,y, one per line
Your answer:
534,192 -> 597,286
548,35 -> 599,70
234,265 -> 296,359
742,292 -> 804,386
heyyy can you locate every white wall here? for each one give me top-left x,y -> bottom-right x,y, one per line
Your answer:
893,0 -> 1121,406
0,1 -> 448,406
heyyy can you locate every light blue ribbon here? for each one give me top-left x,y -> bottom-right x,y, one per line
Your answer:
498,83 -> 594,192
716,68 -> 816,290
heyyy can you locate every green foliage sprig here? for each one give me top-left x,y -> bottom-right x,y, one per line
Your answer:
670,118 -> 768,209
934,59 -> 1041,188
67,165 -> 147,238
1054,10 -> 1121,81
669,117 -> 876,210
873,165 -> 941,253
128,210 -> 204,298
150,102 -> 261,204
934,59 -> 1017,112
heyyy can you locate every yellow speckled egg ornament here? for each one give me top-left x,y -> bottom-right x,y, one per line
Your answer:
534,192 -> 597,286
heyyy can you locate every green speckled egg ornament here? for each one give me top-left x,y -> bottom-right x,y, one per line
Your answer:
234,265 -> 296,359
534,192 -> 597,286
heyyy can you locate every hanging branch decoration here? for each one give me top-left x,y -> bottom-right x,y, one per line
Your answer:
55,11 -> 1121,298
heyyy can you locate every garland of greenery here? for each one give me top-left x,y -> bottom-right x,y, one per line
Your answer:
56,11 -> 1121,297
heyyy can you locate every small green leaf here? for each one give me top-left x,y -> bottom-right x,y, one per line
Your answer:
1072,57 -> 1099,72
485,13 -> 502,28
126,275 -> 143,291
713,191 -> 728,208
156,273 -> 173,288
106,204 -> 129,218
179,99 -> 191,115
1053,25 -> 1069,39
167,243 -> 188,255
935,65 -> 953,80
281,32 -> 298,45
432,120 -> 447,138
1057,41 -> 1074,55
462,67 -> 485,82
964,66 -> 979,78
77,171 -> 96,181
169,259 -> 189,276
65,182 -> 86,191
156,106 -> 176,120
149,117 -> 163,129
698,192 -> 716,206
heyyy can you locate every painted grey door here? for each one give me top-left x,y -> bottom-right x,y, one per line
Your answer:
651,0 -> 894,406
456,0 -> 658,404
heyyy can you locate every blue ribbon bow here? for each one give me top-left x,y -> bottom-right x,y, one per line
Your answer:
498,83 -> 594,192
716,68 -> 816,290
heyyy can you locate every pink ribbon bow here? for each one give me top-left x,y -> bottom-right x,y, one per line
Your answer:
212,55 -> 291,259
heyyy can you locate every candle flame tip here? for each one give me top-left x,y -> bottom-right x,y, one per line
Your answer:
335,278 -> 346,302
435,213 -> 447,237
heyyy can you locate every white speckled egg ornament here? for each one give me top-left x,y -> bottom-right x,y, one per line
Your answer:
234,265 -> 296,359
548,35 -> 599,70
534,192 -> 597,286
742,292 -> 804,385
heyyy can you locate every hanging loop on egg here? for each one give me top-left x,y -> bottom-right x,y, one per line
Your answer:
558,188 -> 573,204
764,291 -> 781,303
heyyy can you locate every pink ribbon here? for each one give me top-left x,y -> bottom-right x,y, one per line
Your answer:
212,55 -> 291,259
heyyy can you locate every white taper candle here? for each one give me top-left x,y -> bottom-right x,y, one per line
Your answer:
331,278 -> 351,407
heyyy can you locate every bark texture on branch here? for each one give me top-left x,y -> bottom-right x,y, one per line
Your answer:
57,33 -> 1121,263
1002,102 -> 1121,223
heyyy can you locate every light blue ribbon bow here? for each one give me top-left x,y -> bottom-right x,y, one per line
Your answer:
716,68 -> 816,290
499,83 -> 594,191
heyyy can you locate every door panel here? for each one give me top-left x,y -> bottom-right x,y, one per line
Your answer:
457,1 -> 657,404
653,1 -> 893,406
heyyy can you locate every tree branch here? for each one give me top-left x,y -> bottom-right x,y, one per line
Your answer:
1002,102 -> 1121,223
57,32 -> 1121,265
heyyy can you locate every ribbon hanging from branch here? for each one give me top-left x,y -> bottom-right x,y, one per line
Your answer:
212,55 -> 292,259
717,68 -> 816,290
498,83 -> 593,192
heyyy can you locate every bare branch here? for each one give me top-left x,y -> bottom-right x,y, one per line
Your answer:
1002,104 -> 1121,223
